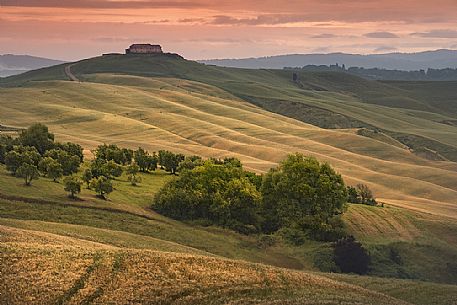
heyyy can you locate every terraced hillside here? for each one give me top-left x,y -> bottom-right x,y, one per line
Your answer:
1,55 -> 457,219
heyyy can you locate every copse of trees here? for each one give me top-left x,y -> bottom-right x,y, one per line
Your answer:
0,124 -> 83,186
154,159 -> 261,233
153,153 -> 349,240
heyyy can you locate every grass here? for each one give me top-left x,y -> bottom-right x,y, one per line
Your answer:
1,71 -> 457,219
0,224 -> 418,305
1,54 -> 457,303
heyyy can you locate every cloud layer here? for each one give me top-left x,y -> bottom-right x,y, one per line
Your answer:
1,1 -> 457,60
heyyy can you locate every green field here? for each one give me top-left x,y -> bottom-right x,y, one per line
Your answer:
1,54 -> 457,304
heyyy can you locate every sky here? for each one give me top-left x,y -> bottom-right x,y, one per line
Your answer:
1,0 -> 457,61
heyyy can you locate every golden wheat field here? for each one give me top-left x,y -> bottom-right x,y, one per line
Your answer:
1,74 -> 457,220
0,225 -> 417,305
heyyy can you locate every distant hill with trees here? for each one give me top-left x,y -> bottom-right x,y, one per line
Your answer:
200,49 -> 457,71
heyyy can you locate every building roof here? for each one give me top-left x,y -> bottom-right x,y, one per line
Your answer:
129,44 -> 161,48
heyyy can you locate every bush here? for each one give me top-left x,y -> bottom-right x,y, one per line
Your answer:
333,236 -> 370,274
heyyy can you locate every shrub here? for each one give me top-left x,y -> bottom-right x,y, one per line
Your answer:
333,236 -> 370,274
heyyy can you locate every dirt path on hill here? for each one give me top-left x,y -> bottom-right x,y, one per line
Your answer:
65,64 -> 79,82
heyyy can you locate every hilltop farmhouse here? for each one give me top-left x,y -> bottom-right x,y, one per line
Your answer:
125,44 -> 163,54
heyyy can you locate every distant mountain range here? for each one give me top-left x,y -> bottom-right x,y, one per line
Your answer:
199,49 -> 457,71
0,54 -> 66,77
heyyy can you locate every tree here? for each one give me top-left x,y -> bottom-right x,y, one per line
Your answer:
64,176 -> 82,198
102,160 -> 123,179
16,163 -> 39,186
128,174 -> 142,186
334,236 -> 370,275
39,157 -> 63,182
82,168 -> 93,188
347,186 -> 360,204
127,163 -> 141,186
133,148 -> 158,172
90,176 -> 113,199
44,149 -> 81,175
356,184 -> 377,205
160,150 -> 184,175
5,146 -> 41,175
18,123 -> 54,154
56,142 -> 84,162
260,153 -> 347,239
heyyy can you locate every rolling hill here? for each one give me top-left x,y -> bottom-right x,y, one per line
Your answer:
1,53 -> 457,304
0,54 -> 66,77
199,49 -> 457,70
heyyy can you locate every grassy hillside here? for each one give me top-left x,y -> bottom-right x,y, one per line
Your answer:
1,54 -> 457,303
1,63 -> 457,219
1,224 -> 418,305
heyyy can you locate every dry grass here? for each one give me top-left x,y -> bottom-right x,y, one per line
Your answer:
1,76 -> 457,219
0,225 -> 411,305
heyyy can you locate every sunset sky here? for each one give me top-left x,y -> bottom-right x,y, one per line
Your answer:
1,0 -> 457,61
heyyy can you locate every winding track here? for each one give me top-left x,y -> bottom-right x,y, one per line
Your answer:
64,64 -> 79,82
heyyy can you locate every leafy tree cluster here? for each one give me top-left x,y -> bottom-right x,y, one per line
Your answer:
347,184 -> 378,206
261,154 -> 347,241
154,153 -> 349,240
0,124 -> 83,186
158,150 -> 184,175
154,159 -> 261,233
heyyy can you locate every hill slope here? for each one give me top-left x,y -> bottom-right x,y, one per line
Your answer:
4,223 -> 457,305
1,55 -> 457,219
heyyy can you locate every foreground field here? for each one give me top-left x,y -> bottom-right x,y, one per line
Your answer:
3,224 -> 457,305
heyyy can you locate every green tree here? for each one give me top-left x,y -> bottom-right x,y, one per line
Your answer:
5,146 -> 41,175
44,149 -> 81,175
134,148 -> 151,172
64,176 -> 82,198
18,123 -> 54,154
127,163 -> 141,186
356,184 -> 376,205
90,176 -> 113,199
16,163 -> 39,186
56,142 -> 84,162
260,153 -> 347,239
39,157 -> 63,182
82,168 -> 93,188
347,186 -> 360,204
160,150 -> 184,175
102,160 -> 123,179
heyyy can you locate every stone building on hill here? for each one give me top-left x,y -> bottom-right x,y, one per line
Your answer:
125,44 -> 163,54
